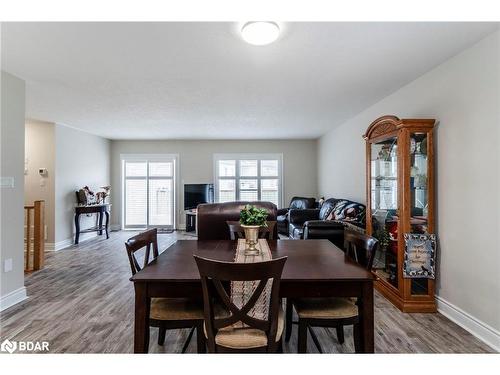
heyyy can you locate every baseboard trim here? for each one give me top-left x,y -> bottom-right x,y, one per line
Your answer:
110,224 -> 121,231
45,241 -> 61,251
436,295 -> 500,352
0,287 -> 27,312
45,232 -> 99,251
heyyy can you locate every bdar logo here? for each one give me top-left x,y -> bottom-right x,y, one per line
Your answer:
1,339 -> 17,353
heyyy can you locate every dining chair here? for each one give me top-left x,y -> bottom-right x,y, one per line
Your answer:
125,228 -> 205,353
285,229 -> 378,353
226,220 -> 277,240
193,255 -> 287,353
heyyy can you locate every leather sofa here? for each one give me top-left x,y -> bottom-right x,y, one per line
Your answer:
277,197 -> 316,236
288,198 -> 366,248
197,201 -> 277,240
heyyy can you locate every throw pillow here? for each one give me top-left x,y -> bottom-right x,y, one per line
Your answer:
332,200 -> 349,220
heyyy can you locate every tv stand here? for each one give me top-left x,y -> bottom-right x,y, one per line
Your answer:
185,210 -> 197,233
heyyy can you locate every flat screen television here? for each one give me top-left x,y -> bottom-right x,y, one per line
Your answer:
184,183 -> 214,210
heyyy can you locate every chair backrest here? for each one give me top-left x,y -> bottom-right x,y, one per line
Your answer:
343,229 -> 378,271
193,255 -> 287,352
226,221 -> 277,240
197,201 -> 277,240
124,228 -> 159,275
289,196 -> 316,210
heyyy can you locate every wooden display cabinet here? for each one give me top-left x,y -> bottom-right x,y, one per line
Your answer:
364,115 -> 436,312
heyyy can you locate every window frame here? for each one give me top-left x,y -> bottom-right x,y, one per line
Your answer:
121,154 -> 179,230
213,153 -> 283,208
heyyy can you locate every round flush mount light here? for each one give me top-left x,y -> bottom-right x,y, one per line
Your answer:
241,22 -> 280,46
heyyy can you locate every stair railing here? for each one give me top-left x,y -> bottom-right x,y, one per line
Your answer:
24,200 -> 45,272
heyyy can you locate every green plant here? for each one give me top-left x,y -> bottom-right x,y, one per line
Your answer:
374,228 -> 390,249
239,204 -> 268,227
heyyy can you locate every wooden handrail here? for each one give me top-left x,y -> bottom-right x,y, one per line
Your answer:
24,200 -> 45,272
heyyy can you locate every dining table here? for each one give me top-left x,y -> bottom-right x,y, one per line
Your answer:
130,239 -> 375,353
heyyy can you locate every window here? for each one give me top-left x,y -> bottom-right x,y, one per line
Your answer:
122,155 -> 177,229
214,154 -> 282,207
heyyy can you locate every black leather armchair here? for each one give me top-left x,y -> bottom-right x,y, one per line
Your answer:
277,197 -> 316,236
288,200 -> 336,240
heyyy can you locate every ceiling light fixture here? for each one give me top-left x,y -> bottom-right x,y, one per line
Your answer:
241,22 -> 280,46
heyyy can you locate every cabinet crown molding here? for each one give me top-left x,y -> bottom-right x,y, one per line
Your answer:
363,115 -> 435,140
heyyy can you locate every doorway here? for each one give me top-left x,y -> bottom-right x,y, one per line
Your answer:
122,155 -> 177,230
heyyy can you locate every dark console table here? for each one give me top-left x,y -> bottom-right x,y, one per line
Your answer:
74,204 -> 111,244
185,210 -> 197,233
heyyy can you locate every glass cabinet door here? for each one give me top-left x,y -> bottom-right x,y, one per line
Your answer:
370,136 -> 399,288
409,132 -> 430,295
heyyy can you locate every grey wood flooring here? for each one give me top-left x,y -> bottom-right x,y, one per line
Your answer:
0,231 -> 494,353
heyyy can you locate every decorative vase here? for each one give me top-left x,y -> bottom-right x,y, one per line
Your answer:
241,225 -> 260,255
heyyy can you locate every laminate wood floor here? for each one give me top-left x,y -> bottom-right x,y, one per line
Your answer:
0,231 -> 494,353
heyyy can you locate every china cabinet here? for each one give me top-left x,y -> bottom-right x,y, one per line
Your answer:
364,115 -> 436,312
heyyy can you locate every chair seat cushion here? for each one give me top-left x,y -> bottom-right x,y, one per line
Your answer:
294,298 -> 358,319
206,309 -> 284,349
150,298 -> 204,321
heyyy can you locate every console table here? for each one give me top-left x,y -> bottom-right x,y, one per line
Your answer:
185,210 -> 197,233
74,204 -> 111,244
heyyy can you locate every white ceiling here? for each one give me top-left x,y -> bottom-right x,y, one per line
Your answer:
2,22 -> 498,140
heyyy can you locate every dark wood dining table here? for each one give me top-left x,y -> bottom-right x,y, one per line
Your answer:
130,239 -> 375,353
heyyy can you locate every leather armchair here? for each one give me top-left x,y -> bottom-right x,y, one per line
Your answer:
288,199 -> 338,239
197,201 -> 277,240
277,197 -> 316,236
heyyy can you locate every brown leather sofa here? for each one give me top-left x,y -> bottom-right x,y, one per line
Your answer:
197,201 -> 278,240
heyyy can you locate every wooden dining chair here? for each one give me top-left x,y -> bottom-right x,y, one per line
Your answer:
226,221 -> 277,240
125,228 -> 205,353
285,229 -> 378,353
193,255 -> 287,353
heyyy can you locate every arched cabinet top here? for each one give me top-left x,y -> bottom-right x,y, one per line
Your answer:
363,115 -> 400,140
363,115 -> 435,140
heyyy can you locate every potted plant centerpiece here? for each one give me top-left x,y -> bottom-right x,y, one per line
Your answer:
239,204 -> 268,255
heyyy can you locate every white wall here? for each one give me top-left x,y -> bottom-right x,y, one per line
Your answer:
25,120 -> 56,243
110,139 -> 318,228
318,31 -> 500,344
54,125 -> 110,247
0,71 -> 27,309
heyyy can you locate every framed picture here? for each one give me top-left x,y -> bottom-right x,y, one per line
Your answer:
403,233 -> 436,279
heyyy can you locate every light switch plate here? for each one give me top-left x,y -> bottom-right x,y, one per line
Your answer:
4,258 -> 13,272
0,177 -> 15,188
